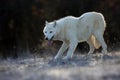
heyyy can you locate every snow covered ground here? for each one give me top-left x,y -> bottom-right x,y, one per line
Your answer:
0,52 -> 120,80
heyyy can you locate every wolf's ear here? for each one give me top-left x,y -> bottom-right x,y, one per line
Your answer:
45,21 -> 48,24
53,21 -> 57,28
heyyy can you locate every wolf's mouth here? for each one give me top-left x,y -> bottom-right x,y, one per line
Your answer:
47,36 -> 54,46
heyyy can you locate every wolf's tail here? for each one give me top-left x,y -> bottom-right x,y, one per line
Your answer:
91,35 -> 101,49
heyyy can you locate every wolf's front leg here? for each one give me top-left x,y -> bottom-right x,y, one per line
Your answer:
64,41 -> 78,59
54,42 -> 69,60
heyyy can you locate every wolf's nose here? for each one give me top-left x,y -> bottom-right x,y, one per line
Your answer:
45,37 -> 48,40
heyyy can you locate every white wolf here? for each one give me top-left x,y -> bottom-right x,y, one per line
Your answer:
43,12 -> 107,60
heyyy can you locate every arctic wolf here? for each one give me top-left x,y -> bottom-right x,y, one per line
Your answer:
43,12 -> 107,60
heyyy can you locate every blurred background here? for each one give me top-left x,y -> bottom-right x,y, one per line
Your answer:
0,0 -> 120,59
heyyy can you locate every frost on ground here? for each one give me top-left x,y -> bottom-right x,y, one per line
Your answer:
0,52 -> 120,80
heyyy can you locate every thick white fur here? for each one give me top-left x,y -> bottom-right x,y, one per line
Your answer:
43,12 -> 107,59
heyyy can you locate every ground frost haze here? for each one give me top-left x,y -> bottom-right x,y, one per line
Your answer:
0,51 -> 120,80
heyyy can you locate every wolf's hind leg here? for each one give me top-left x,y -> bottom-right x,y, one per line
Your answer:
87,39 -> 95,55
94,33 -> 107,55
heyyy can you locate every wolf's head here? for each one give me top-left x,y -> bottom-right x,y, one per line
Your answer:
43,21 -> 57,41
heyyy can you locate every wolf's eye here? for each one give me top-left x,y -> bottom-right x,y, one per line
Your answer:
50,31 -> 53,33
45,31 -> 47,33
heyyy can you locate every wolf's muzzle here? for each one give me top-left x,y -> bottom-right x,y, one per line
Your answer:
50,36 -> 54,41
45,36 -> 54,41
45,37 -> 48,40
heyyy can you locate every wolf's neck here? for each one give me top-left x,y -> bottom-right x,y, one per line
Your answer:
54,26 -> 65,41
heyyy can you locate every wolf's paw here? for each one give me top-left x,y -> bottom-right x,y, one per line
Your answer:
54,56 -> 59,60
63,56 -> 72,60
102,50 -> 107,54
54,55 -> 62,61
